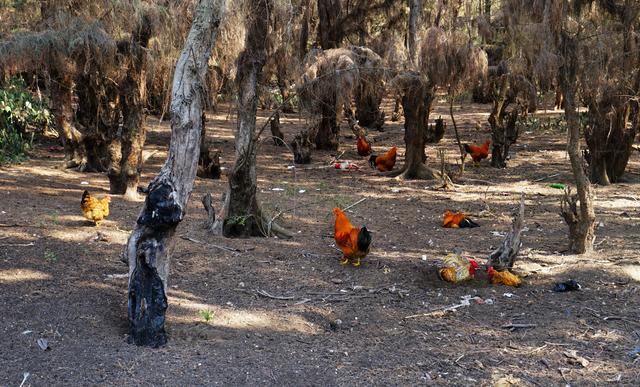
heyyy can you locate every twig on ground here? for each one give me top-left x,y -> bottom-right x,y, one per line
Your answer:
342,198 -> 367,212
255,289 -> 295,300
180,235 -> 241,254
533,173 -> 560,182
502,323 -> 537,331
0,242 -> 35,247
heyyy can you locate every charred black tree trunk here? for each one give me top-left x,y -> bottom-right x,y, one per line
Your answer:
559,32 -> 595,254
125,0 -> 225,347
109,19 -> 153,200
317,0 -> 342,49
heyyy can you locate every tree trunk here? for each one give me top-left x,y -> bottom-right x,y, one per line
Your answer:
317,0 -> 342,49
559,32 -> 595,254
108,26 -> 152,200
125,0 -> 226,347
408,0 -> 421,67
314,95 -> 340,150
220,0 -> 291,239
299,0 -> 310,60
489,75 -> 520,168
50,75 -> 83,168
354,86 -> 384,131
392,76 -> 441,180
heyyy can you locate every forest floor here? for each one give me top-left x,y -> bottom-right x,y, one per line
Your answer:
1,97 -> 639,386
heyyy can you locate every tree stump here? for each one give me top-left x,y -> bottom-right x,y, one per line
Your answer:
488,195 -> 525,271
201,193 -> 216,231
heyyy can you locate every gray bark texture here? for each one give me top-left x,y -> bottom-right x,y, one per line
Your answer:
125,0 -> 226,347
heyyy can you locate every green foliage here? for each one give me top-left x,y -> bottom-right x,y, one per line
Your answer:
43,250 -> 58,263
198,309 -> 214,322
0,78 -> 52,164
519,113 -> 588,134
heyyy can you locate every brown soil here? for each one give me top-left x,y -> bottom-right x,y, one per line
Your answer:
1,98 -> 639,386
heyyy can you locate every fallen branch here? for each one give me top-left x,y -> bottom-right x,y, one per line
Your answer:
255,289 -> 295,300
0,242 -> 35,247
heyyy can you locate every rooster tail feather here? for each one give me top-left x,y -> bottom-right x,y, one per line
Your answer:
463,144 -> 472,154
459,218 -> 480,228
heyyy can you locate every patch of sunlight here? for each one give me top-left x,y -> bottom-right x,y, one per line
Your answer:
620,265 -> 640,282
171,296 -> 320,335
47,228 -> 128,244
596,198 -> 640,210
0,269 -> 51,284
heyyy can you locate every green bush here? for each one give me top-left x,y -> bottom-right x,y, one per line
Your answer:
0,78 -> 52,164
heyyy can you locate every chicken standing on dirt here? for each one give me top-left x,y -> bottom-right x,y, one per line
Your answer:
81,190 -> 111,226
464,139 -> 491,166
333,207 -> 371,267
442,211 -> 479,228
487,267 -> 522,287
438,253 -> 479,283
356,135 -> 372,157
369,146 -> 397,172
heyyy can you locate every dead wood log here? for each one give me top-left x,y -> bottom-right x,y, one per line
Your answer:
125,0 -> 226,347
488,195 -> 525,271
201,193 -> 216,231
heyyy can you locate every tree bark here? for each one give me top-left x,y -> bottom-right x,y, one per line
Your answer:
391,74 -> 442,180
559,32 -> 595,254
108,31 -> 151,200
408,0 -> 422,67
489,75 -> 520,168
314,94 -> 340,150
317,0 -> 342,49
125,0 -> 226,347
219,0 -> 291,239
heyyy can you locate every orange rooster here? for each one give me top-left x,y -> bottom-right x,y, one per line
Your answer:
81,190 -> 111,226
438,253 -> 479,283
464,139 -> 491,166
369,146 -> 397,172
487,267 -> 522,287
356,135 -> 372,157
333,207 -> 372,267
442,211 -> 479,228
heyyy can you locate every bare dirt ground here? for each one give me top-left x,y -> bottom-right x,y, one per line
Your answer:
1,98 -> 639,386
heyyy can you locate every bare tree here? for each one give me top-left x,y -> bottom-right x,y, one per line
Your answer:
559,32 -> 595,254
125,0 -> 226,347
214,0 -> 292,239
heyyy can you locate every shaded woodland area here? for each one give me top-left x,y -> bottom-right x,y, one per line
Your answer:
1,0 -> 639,385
